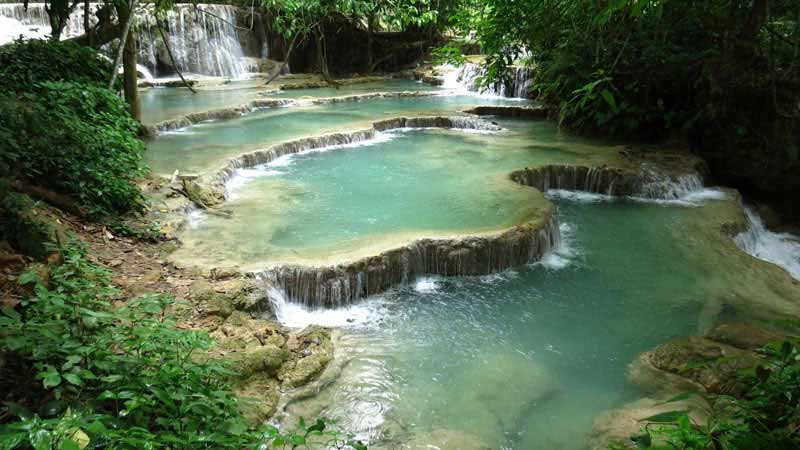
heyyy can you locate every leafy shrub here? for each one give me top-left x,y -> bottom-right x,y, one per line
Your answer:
0,39 -> 113,93
619,340 -> 800,450
0,245 -> 367,449
0,82 -> 146,216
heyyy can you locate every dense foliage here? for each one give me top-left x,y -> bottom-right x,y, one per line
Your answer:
0,81 -> 146,217
0,39 -> 113,93
619,339 -> 800,450
0,246 -> 366,449
455,0 -> 798,136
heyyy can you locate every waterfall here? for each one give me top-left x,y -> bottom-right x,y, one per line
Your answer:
443,62 -> 534,99
0,3 -> 249,78
639,172 -> 705,200
264,215 -> 561,307
735,208 -> 800,280
137,4 -> 247,78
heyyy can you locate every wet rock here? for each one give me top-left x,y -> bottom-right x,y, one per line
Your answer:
706,322 -> 785,351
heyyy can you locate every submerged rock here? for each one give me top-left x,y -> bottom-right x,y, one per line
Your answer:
588,394 -> 709,450
401,429 -> 491,450
449,353 -> 560,445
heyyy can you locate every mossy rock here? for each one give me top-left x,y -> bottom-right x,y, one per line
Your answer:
181,179 -> 224,208
230,345 -> 289,378
235,376 -> 281,426
647,336 -> 761,394
278,326 -> 333,388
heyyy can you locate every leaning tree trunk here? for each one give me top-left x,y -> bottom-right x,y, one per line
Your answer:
315,25 -> 334,85
112,0 -> 140,121
122,27 -> 140,121
366,14 -> 375,73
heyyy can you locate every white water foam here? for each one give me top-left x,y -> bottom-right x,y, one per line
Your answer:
268,286 -> 389,329
545,183 -> 727,207
536,223 -> 579,270
545,190 -> 615,203
735,208 -> 800,280
414,276 -> 441,293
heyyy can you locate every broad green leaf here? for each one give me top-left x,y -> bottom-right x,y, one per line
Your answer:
639,410 -> 689,423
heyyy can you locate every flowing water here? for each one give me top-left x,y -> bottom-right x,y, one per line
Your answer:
144,80 -> 800,449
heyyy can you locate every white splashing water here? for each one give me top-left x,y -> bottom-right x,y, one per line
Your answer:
268,286 -> 388,329
414,277 -> 441,293
441,63 -> 533,99
536,222 -> 579,270
735,208 -> 800,281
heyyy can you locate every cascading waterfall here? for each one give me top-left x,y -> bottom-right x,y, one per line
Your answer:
0,3 -> 249,78
735,208 -> 800,280
444,62 -> 534,99
137,4 -> 247,78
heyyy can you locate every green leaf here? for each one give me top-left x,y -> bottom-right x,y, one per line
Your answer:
59,438 -> 82,450
43,372 -> 62,389
600,89 -> 618,113
639,410 -> 689,423
63,373 -> 82,386
30,429 -> 52,450
0,432 -> 26,449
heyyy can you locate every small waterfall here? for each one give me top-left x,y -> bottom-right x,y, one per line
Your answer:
264,215 -> 561,307
0,3 -> 250,78
511,165 -> 642,196
443,62 -> 534,99
735,208 -> 800,280
639,172 -> 705,200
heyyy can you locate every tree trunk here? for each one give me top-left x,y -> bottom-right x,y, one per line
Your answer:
110,0 -> 139,121
123,27 -> 141,121
83,0 -> 91,46
366,14 -> 375,73
315,25 -> 334,84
